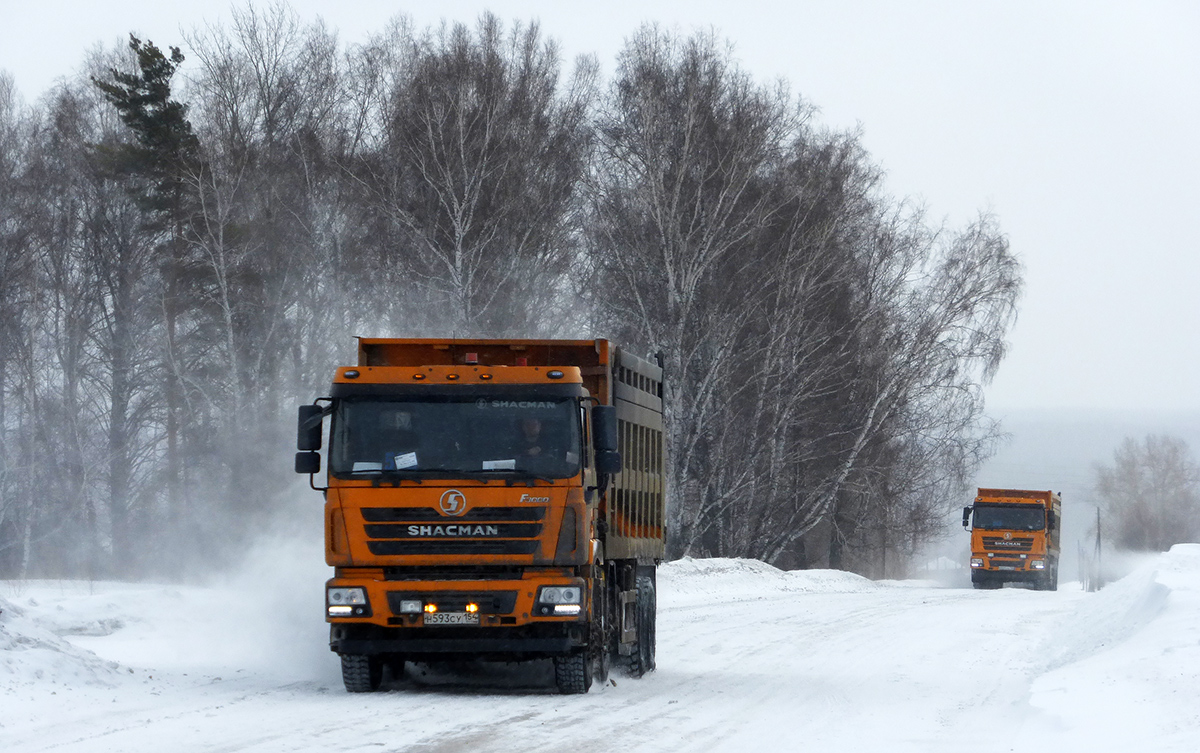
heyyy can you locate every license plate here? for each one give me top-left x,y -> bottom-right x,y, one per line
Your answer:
424,612 -> 480,626
996,566 -> 1016,571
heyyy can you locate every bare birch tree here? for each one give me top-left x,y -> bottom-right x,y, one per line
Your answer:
587,26 -> 797,557
348,13 -> 595,335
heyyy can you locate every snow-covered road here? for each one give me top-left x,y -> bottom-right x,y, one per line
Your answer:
4,547 -> 1200,752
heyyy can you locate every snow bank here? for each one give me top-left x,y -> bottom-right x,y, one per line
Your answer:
1038,546 -> 1200,671
0,592 -> 121,688
1028,544 -> 1200,750
1041,558 -> 1168,670
659,557 -> 876,610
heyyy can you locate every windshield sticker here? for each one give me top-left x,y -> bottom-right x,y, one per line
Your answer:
386,451 -> 418,470
483,459 -> 516,470
352,461 -> 383,473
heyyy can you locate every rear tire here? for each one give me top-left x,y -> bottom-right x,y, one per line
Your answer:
554,652 -> 591,694
628,574 -> 656,677
341,654 -> 383,693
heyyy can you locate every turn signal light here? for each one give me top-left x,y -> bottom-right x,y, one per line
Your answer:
424,603 -> 438,614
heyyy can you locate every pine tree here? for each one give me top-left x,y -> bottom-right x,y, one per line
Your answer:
92,35 -> 202,531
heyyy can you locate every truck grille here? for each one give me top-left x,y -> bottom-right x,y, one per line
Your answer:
362,507 -> 546,522
367,540 -> 541,556
383,566 -> 525,581
982,536 -> 1033,551
362,506 -> 546,557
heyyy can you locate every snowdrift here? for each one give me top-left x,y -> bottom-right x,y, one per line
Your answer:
660,556 -> 877,611
0,591 -> 121,688
1024,545 -> 1200,750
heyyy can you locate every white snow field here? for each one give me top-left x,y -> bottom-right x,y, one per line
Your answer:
4,544 -> 1200,752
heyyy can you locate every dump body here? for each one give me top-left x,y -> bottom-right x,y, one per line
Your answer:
964,488 -> 1061,590
297,338 -> 665,692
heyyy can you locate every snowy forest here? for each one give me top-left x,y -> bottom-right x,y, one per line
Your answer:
0,6 -> 1022,580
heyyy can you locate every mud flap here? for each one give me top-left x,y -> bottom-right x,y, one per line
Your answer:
618,588 -> 637,655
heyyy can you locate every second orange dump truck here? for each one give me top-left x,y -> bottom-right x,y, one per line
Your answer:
295,338 -> 665,694
963,488 -> 1061,590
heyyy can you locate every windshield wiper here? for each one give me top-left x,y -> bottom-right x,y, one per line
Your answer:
347,467 -> 555,485
477,468 -> 556,485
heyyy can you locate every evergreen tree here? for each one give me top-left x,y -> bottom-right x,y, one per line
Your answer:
92,36 -> 202,531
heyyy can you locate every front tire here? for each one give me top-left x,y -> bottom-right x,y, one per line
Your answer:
341,654 -> 383,693
554,652 -> 592,694
1043,564 -> 1059,591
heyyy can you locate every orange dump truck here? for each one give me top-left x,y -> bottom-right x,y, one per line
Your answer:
962,488 -> 1061,590
295,338 -> 665,693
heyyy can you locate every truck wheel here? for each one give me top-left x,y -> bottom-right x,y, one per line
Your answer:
554,652 -> 591,694
628,574 -> 656,677
341,654 -> 383,693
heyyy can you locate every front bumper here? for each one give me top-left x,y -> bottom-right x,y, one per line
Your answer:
329,621 -> 584,660
325,572 -> 587,630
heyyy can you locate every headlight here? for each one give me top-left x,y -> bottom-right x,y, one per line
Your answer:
1030,560 -> 1045,570
327,587 -> 370,617
970,558 -> 984,568
328,587 -> 367,605
536,585 -> 583,615
538,586 -> 582,605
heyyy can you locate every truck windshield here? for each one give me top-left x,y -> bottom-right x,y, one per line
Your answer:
972,504 -> 1045,531
329,396 -> 582,480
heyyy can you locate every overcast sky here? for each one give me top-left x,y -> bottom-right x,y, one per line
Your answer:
2,0 -> 1197,414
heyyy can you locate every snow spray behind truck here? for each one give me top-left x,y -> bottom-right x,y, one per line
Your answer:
962,488 -> 1061,590
295,339 -> 664,693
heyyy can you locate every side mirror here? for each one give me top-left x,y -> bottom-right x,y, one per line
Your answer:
298,405 -> 323,451
1046,512 -> 1056,531
596,449 -> 622,476
962,506 -> 972,529
295,451 -> 321,474
591,405 -> 618,453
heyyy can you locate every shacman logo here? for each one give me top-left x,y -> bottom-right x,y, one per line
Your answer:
474,399 -> 555,409
1004,532 -> 1012,540
439,489 -> 467,516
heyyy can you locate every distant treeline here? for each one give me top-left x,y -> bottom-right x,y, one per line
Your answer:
0,6 -> 1020,579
